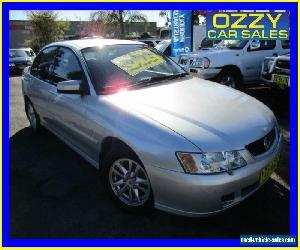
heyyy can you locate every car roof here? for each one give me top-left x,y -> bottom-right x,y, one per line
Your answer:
47,38 -> 144,50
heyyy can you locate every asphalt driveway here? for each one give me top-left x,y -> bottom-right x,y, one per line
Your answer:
9,76 -> 290,238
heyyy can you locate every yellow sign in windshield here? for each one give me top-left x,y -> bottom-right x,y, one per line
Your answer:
111,49 -> 165,76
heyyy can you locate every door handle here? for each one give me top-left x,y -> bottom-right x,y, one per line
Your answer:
273,53 -> 278,57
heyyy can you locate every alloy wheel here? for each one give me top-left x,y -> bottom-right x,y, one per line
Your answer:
220,75 -> 236,88
109,158 -> 151,207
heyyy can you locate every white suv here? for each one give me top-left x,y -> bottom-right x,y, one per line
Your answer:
179,39 -> 290,89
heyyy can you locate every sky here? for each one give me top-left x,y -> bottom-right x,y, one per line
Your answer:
9,10 -> 168,27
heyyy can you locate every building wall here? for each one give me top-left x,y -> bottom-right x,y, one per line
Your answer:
9,20 -> 158,48
10,20 -> 32,48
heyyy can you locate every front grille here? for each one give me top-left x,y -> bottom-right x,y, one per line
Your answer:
180,59 -> 188,65
180,58 -> 196,66
276,60 -> 290,69
245,127 -> 276,156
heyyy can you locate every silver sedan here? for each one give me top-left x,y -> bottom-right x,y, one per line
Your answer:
22,39 -> 282,216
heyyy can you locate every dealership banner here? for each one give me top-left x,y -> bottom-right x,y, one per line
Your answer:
206,11 -> 289,40
171,10 -> 192,57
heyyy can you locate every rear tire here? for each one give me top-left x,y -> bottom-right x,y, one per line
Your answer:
216,69 -> 242,89
25,99 -> 41,133
102,147 -> 154,213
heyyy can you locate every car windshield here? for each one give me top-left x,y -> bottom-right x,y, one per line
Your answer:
216,40 -> 248,50
10,50 -> 28,58
82,44 -> 187,94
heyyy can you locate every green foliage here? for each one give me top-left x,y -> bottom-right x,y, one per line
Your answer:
193,11 -> 200,25
159,10 -> 202,26
159,11 -> 170,27
27,11 -> 69,51
90,10 -> 147,39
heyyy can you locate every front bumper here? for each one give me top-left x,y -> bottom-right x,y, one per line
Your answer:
146,133 -> 283,217
181,64 -> 222,79
261,73 -> 290,90
181,66 -> 222,79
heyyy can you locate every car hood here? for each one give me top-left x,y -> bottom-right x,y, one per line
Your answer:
106,77 -> 275,152
10,56 -> 31,62
277,54 -> 290,60
189,47 -> 240,58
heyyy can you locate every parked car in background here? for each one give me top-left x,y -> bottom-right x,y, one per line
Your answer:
159,27 -> 170,39
80,35 -> 104,40
198,37 -> 221,50
138,39 -> 161,48
155,39 -> 172,57
155,40 -> 179,62
155,38 -> 222,58
10,48 -> 35,73
178,39 -> 290,89
261,53 -> 290,91
22,39 -> 282,217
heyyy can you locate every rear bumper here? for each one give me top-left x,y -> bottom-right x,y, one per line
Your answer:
146,133 -> 283,217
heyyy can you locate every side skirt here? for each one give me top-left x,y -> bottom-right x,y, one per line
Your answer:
43,123 -> 100,169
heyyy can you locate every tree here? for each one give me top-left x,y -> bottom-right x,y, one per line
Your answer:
27,11 -> 69,51
90,10 -> 147,39
193,10 -> 218,25
159,11 -> 170,27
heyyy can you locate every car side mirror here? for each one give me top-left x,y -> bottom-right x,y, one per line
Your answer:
57,80 -> 83,94
249,40 -> 260,51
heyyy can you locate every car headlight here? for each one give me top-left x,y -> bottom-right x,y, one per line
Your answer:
263,59 -> 275,73
176,151 -> 247,174
267,60 -> 274,72
190,57 -> 210,69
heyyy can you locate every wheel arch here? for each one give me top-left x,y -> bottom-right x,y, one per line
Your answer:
99,136 -> 142,170
220,65 -> 243,78
216,65 -> 244,88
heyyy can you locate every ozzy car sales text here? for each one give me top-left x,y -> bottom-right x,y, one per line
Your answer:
206,12 -> 289,39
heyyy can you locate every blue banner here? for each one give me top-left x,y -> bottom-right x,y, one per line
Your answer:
206,11 -> 289,40
171,10 -> 192,57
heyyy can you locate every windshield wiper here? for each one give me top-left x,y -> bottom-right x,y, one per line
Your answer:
135,72 -> 188,85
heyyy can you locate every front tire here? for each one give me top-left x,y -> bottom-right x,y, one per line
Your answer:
102,148 -> 154,213
216,69 -> 242,89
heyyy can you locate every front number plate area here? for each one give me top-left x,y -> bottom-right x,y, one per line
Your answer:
273,74 -> 289,89
259,156 -> 280,185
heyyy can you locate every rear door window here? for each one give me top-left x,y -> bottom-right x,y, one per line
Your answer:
248,40 -> 276,51
30,46 -> 58,82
